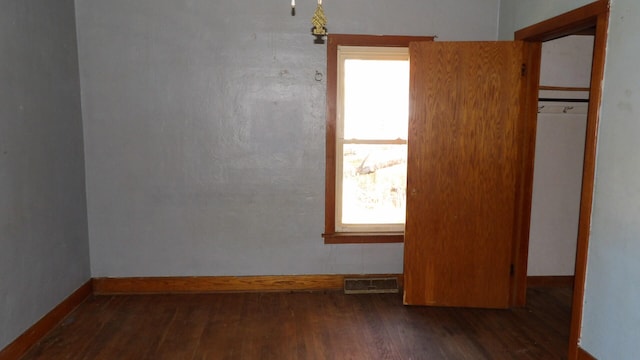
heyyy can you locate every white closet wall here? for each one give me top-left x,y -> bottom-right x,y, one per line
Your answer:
527,35 -> 594,276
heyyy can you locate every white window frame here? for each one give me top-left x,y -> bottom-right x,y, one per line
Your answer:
335,46 -> 409,233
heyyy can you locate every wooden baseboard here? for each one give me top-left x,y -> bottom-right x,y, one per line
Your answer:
527,275 -> 574,288
91,275 -> 572,294
0,280 -> 93,360
93,274 -> 404,295
577,346 -> 597,360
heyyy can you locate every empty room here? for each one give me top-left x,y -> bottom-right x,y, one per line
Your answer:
1,0 -> 638,359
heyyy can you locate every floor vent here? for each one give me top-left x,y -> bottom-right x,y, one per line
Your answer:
344,277 -> 399,294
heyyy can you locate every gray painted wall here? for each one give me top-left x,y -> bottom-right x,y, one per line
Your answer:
75,0 -> 501,277
0,0 -> 90,350
579,0 -> 640,357
500,0 -> 640,358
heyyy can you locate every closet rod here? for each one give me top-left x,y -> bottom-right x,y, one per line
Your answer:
539,85 -> 590,91
538,98 -> 589,103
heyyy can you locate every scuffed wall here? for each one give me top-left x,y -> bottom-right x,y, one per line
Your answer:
75,0 -> 501,277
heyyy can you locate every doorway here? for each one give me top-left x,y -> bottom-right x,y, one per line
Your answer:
528,34 -> 594,283
514,1 -> 609,359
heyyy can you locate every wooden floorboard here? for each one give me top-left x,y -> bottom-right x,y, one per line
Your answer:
20,287 -> 572,360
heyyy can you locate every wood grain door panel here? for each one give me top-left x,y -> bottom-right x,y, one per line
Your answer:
403,41 -> 526,308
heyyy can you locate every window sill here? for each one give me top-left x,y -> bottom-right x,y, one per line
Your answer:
322,232 -> 404,244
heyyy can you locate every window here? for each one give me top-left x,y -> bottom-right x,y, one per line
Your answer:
323,35 -> 434,244
337,46 -> 409,232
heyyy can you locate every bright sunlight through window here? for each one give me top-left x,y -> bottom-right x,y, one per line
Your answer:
336,46 -> 409,232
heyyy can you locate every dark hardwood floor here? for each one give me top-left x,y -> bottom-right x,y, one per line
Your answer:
21,287 -> 571,360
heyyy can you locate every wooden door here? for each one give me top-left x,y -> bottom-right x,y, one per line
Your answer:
403,41 -> 527,308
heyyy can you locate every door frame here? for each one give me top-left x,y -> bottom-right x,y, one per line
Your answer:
511,1 -> 609,359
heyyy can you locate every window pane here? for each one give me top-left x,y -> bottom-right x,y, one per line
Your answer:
343,59 -> 409,140
342,144 -> 407,225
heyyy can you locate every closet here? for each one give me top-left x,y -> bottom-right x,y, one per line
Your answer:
528,35 -> 595,278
